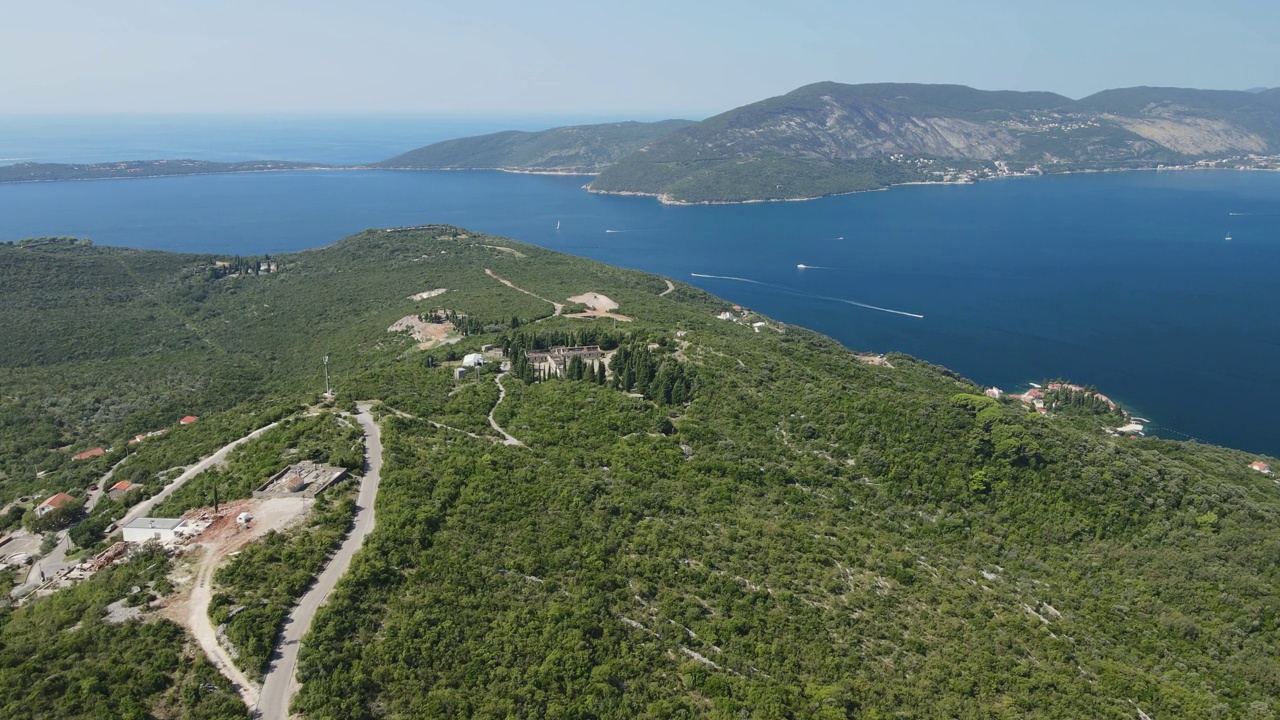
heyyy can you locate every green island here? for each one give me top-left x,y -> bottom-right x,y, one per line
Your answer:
1,228 -> 1277,718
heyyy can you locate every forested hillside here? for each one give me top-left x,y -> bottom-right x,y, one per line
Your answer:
590,82 -> 1280,202
1,228 -> 1277,718
375,120 -> 695,173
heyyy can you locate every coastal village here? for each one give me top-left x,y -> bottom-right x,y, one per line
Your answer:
888,148 -> 1280,186
983,381 -> 1146,431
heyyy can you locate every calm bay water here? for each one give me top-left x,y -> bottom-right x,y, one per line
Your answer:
0,113 -> 667,166
1,157 -> 1277,455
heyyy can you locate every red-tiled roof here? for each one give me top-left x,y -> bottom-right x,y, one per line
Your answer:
73,447 -> 106,461
39,492 -> 76,509
110,480 -> 135,492
179,416 -> 199,425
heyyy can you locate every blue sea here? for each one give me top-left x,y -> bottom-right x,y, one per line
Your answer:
1,117 -> 1278,456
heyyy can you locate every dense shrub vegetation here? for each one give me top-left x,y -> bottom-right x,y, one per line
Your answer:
2,227 -> 1277,718
0,546 -> 249,719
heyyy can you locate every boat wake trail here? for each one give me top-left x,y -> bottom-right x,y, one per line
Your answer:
691,273 -> 767,284
690,273 -> 923,319
796,264 -> 836,270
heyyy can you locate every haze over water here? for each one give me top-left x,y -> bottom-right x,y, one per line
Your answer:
1,119 -> 1277,455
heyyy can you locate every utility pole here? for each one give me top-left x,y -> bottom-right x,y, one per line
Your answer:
323,354 -> 332,398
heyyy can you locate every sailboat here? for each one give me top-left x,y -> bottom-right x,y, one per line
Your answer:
1225,229 -> 1232,241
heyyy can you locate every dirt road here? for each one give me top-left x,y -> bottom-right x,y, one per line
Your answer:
489,373 -> 524,447
485,268 -> 564,316
255,403 -> 384,720
189,543 -> 261,707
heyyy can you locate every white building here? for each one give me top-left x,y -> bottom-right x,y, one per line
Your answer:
461,353 -> 485,367
122,517 -> 188,543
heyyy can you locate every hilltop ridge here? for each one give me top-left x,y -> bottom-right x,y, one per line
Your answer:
374,119 -> 696,173
589,82 -> 1280,202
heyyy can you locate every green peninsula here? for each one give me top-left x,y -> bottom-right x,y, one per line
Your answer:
1,229 -> 1277,718
0,159 -> 328,184
374,119 -> 695,173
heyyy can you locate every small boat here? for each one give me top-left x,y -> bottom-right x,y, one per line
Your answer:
556,220 -> 561,231
1225,232 -> 1232,241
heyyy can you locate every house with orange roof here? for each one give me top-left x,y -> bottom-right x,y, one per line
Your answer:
35,492 -> 77,518
179,415 -> 198,425
1250,460 -> 1273,475
73,447 -> 106,461
108,480 -> 142,501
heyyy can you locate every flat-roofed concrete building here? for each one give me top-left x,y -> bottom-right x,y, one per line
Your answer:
254,461 -> 347,499
122,517 -> 188,543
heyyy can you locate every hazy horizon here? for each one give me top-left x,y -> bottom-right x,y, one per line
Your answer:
3,0 -> 1275,116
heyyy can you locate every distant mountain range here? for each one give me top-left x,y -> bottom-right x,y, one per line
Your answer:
5,83 -> 1279,203
387,82 -> 1280,203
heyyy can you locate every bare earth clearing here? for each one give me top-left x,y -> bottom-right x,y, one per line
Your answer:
407,288 -> 447,301
160,497 -> 312,708
387,315 -> 459,348
566,291 -> 633,322
479,244 -> 527,257
567,292 -> 619,311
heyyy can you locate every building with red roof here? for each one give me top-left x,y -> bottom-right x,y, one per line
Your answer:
73,447 -> 106,461
1250,460 -> 1273,475
36,492 -> 77,517
179,416 -> 199,425
108,480 -> 142,500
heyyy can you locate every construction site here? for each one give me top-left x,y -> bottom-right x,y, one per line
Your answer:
14,496 -> 311,604
253,461 -> 346,498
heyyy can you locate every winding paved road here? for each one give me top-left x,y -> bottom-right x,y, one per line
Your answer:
255,403 -> 384,719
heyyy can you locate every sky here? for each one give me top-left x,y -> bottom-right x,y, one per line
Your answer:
2,0 -> 1276,116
